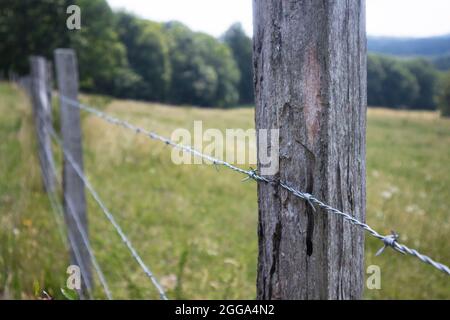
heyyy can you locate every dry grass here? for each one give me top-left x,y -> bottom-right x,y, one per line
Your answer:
1,82 -> 449,299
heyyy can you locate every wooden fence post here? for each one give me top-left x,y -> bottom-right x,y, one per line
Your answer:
30,56 -> 56,193
253,1 -> 367,299
54,49 -> 93,295
46,60 -> 54,110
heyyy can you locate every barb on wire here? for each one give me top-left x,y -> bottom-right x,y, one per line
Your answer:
47,123 -> 168,299
58,95 -> 450,277
376,231 -> 401,256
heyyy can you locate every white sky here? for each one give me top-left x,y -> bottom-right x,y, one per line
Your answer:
106,0 -> 450,38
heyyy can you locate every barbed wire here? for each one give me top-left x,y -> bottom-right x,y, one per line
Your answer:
59,95 -> 450,276
29,84 -> 97,299
35,125 -> 95,298
34,96 -> 113,300
43,177 -> 94,299
52,167 -> 113,300
47,123 -> 169,299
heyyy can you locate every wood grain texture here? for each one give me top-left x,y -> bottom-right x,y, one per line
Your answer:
55,49 -> 93,293
30,56 -> 55,193
253,0 -> 367,299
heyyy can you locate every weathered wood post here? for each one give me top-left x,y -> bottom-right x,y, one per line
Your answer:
54,49 -> 93,295
253,1 -> 367,299
46,60 -> 54,109
30,56 -> 56,193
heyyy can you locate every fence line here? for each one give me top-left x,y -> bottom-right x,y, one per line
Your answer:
41,165 -> 94,299
47,125 -> 169,299
46,190 -> 94,299
53,168 -> 113,300
34,121 -> 87,284
19,67 -> 95,298
58,95 -> 450,277
33,95 -> 113,300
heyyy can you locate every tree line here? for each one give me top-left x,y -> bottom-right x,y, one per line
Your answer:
368,54 -> 450,115
0,0 -> 252,107
368,54 -> 437,109
0,0 -> 449,114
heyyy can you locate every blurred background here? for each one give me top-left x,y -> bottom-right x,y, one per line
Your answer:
1,0 -> 450,112
0,0 -> 449,300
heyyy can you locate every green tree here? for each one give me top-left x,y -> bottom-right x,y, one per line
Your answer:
164,22 -> 213,106
367,54 -> 387,106
164,22 -> 239,107
437,71 -> 450,117
116,12 -> 171,101
196,33 -> 240,107
0,0 -> 133,97
379,57 -> 420,108
405,58 -> 438,110
0,0 -> 70,75
368,54 -> 441,110
70,0 -> 131,95
223,23 -> 254,104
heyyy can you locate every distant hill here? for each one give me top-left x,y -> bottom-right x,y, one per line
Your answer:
368,34 -> 450,57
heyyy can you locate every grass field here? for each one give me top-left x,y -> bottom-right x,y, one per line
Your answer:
0,82 -> 449,299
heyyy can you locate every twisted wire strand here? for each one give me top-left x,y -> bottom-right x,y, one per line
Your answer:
59,95 -> 450,276
47,122 -> 168,299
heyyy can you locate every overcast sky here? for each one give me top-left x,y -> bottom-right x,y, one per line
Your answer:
106,0 -> 450,38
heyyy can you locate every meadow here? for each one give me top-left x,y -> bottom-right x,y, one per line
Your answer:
0,82 -> 449,299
